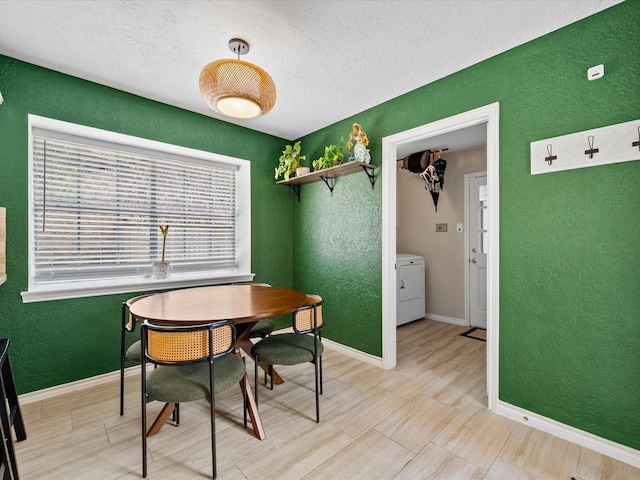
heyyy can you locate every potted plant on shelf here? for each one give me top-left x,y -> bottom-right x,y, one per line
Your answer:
312,137 -> 345,171
275,141 -> 307,181
152,224 -> 170,279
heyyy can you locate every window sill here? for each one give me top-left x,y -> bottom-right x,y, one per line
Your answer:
20,271 -> 255,303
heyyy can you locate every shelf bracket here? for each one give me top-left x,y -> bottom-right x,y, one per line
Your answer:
361,166 -> 376,189
319,176 -> 335,195
287,184 -> 301,202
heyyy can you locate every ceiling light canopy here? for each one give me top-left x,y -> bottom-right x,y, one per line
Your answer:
199,38 -> 276,119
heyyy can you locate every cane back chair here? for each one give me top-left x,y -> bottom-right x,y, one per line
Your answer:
252,294 -> 324,422
140,320 -> 246,479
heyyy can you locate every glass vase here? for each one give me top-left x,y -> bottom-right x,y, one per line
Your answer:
152,260 -> 170,279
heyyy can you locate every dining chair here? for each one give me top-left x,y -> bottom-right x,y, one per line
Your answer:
252,294 -> 324,423
140,320 -> 247,479
120,294 -> 153,416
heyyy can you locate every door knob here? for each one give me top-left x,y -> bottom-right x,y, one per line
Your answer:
472,248 -> 478,253
472,258 -> 478,263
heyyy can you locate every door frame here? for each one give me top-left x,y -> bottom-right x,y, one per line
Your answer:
381,102 -> 500,411
464,170 -> 487,328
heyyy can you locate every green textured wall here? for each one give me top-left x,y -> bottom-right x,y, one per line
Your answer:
295,1 -> 639,450
0,55 -> 292,393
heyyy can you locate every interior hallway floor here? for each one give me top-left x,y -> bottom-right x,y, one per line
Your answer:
14,319 -> 640,479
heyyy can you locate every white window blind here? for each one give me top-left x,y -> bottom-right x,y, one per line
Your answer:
23,115 -> 252,302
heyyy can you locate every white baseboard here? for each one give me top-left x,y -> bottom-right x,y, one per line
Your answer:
19,366 -> 137,405
425,312 -> 467,326
322,338 -> 384,368
497,400 -> 640,469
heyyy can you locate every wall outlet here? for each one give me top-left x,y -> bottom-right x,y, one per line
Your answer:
587,64 -> 604,81
436,223 -> 447,232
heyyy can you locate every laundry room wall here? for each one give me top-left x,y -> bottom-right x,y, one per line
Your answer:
397,144 -> 487,324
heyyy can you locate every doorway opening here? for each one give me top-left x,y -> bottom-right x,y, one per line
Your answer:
381,102 -> 500,411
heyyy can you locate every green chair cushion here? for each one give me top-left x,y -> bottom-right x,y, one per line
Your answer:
251,333 -> 323,366
125,340 -> 141,363
249,319 -> 275,338
146,353 -> 245,404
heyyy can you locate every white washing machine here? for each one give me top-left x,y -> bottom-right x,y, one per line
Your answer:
396,253 -> 426,326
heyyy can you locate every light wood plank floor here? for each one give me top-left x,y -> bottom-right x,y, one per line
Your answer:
15,319 -> 639,479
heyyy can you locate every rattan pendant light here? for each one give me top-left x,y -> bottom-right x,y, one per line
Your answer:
199,38 -> 276,119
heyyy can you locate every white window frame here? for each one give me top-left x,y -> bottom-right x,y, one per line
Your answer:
21,115 -> 253,303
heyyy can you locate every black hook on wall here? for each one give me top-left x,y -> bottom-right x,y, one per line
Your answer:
585,135 -> 599,159
545,144 -> 557,166
632,126 -> 640,151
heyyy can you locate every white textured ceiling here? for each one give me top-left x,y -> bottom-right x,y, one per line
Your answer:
0,0 -> 623,141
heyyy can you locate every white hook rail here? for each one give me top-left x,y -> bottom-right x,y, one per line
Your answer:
530,119 -> 640,175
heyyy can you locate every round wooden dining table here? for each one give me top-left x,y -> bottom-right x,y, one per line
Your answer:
129,284 -> 307,325
129,283 -> 308,440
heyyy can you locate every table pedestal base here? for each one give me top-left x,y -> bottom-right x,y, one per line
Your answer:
147,402 -> 175,437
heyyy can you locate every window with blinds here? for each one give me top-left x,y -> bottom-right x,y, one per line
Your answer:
24,115 -> 251,300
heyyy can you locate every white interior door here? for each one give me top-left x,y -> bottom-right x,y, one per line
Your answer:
468,173 -> 487,328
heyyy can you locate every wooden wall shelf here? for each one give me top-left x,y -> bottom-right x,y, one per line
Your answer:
276,162 -> 376,201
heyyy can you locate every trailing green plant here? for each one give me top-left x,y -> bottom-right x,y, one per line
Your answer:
312,137 -> 345,171
275,141 -> 306,181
